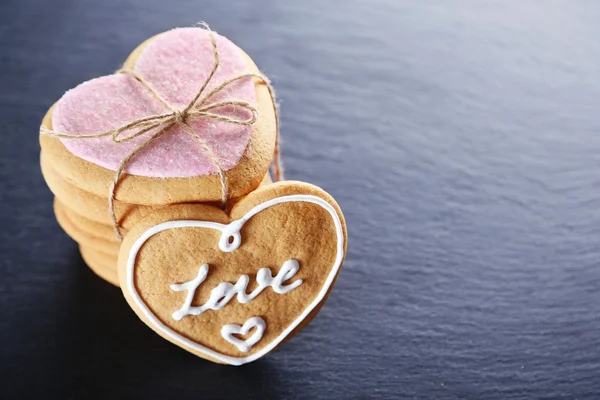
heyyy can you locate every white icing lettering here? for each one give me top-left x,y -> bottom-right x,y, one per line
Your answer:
170,259 -> 302,321
170,264 -> 209,321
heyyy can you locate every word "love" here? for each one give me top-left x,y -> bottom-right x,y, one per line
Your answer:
170,260 -> 303,321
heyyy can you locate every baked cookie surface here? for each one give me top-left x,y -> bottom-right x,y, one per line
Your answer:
118,181 -> 347,365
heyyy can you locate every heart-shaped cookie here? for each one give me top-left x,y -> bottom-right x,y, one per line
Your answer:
40,27 -> 277,204
117,181 -> 346,365
53,28 -> 255,177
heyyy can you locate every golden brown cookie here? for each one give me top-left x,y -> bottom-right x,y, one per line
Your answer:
80,245 -> 119,286
42,153 -> 158,229
118,181 -> 346,365
42,152 -> 272,230
40,28 -> 277,206
58,198 -> 126,242
54,198 -> 121,255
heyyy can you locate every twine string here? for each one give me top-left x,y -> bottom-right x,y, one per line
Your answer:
41,28 -> 284,241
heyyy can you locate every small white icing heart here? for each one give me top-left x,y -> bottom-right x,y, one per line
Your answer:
221,317 -> 266,352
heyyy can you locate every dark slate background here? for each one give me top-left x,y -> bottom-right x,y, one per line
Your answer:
2,0 -> 600,398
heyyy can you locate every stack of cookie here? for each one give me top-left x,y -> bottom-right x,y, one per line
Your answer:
39,27 -> 278,286
39,26 -> 349,365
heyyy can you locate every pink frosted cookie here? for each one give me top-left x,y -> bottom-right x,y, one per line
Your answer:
40,27 -> 277,205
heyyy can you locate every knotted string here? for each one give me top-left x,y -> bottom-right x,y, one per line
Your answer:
41,28 -> 284,241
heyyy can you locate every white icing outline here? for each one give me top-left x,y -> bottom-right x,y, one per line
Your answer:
126,194 -> 344,366
221,317 -> 266,352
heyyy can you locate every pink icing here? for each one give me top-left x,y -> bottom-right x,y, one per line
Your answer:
52,28 -> 256,177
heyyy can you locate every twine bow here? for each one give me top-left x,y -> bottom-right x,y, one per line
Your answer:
41,29 -> 283,241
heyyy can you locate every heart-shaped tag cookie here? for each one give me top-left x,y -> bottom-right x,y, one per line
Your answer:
117,181 -> 346,365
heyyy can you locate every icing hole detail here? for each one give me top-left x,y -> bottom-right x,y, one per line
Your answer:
218,220 -> 244,252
